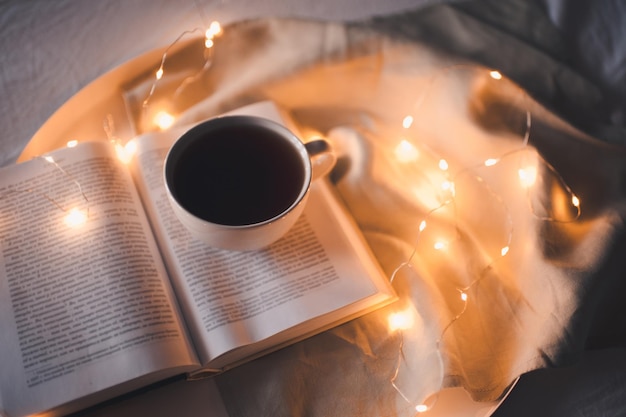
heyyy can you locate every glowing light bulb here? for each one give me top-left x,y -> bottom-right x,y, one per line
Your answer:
64,208 -> 87,228
460,292 -> 468,301
394,139 -> 419,163
205,21 -> 222,48
438,159 -> 449,171
500,246 -> 510,256
115,140 -> 137,164
155,68 -> 164,80
441,180 -> 454,192
440,180 -> 456,198
489,70 -> 502,80
206,21 -> 222,39
434,240 -> 446,251
416,404 -> 429,413
66,140 -> 78,148
115,144 -> 129,164
388,310 -> 415,332
154,110 -> 175,130
484,158 -> 498,167
402,115 -> 414,129
419,220 -> 427,232
124,139 -> 137,155
572,195 -> 580,208
518,166 -> 537,188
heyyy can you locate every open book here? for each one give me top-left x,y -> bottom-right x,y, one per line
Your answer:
0,102 -> 396,417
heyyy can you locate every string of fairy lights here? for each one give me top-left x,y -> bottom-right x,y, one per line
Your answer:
384,67 -> 581,413
4,18 -> 583,417
2,20 -> 223,229
143,20 -> 223,130
0,153 -> 90,228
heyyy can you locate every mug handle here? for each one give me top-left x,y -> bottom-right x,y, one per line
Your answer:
305,139 -> 337,181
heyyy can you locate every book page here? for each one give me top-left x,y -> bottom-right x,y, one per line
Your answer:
130,102 -> 395,368
0,142 -> 199,417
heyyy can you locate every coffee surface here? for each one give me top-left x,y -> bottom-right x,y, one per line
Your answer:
170,124 -> 306,225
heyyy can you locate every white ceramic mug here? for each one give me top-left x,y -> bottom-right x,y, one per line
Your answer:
164,115 -> 335,251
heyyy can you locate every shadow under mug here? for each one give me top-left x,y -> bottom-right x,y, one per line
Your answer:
164,115 -> 336,251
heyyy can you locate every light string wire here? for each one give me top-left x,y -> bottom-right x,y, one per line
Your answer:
11,16 -> 225,232
40,155 -> 90,210
141,27 -> 203,111
0,154 -> 90,227
141,19 -> 222,127
386,65 -> 581,414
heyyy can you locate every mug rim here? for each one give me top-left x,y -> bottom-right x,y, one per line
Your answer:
163,115 -> 313,230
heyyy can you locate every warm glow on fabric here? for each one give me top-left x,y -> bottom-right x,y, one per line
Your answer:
383,65 -> 583,413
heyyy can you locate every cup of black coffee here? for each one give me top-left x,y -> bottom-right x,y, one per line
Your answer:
164,115 -> 336,251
